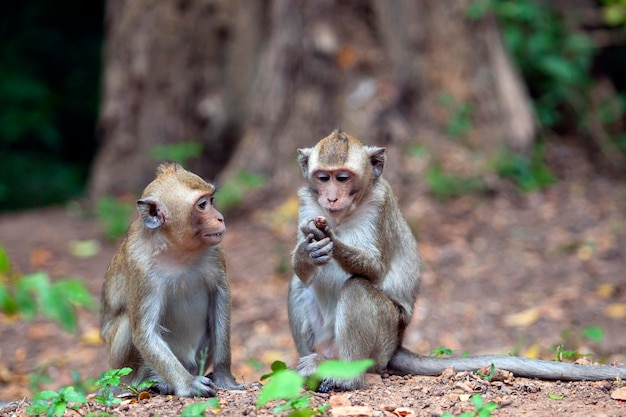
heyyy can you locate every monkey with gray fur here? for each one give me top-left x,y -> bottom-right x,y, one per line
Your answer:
101,162 -> 241,397
289,129 -> 626,392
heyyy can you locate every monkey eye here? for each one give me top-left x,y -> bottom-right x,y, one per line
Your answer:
315,172 -> 331,182
335,172 -> 351,182
197,196 -> 208,210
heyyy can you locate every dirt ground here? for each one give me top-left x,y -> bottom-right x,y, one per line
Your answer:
0,143 -> 625,416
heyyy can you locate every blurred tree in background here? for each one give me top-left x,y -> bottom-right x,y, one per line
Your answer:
1,0 -> 626,212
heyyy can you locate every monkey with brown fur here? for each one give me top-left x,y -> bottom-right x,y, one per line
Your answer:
289,129 -> 626,392
101,162 -> 241,397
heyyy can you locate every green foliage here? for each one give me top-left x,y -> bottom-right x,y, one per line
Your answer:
0,247 -> 96,332
601,0 -> 626,28
0,153 -> 86,211
29,366 -> 54,394
468,0 -> 626,161
95,196 -> 134,241
477,364 -> 496,382
425,164 -> 484,199
215,170 -> 266,213
490,143 -> 556,191
468,0 -> 595,128
582,325 -> 605,343
258,360 -> 372,416
430,346 -> 454,357
439,93 -> 475,139
181,398 -> 221,417
149,142 -> 204,165
551,344 -> 591,362
442,394 -> 499,417
92,368 -> 132,408
26,386 -> 88,417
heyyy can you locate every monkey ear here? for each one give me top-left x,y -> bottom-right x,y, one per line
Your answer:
137,197 -> 167,229
367,147 -> 386,178
297,148 -> 312,178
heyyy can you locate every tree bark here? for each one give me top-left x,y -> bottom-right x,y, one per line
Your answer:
89,0 -> 238,201
89,0 -> 536,201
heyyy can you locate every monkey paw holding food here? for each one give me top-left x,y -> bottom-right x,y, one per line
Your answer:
100,162 -> 241,397
289,129 -> 626,393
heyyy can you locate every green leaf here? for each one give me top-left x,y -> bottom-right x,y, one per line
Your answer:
68,240 -> 101,259
548,393 -> 564,400
41,286 -> 77,332
53,279 -> 96,309
26,403 -> 48,415
51,400 -> 67,417
181,398 -> 220,417
97,367 -> 132,388
0,283 -> 18,315
315,359 -> 374,380
257,369 -> 304,407
33,390 -> 60,401
582,325 -> 604,343
471,393 -> 484,408
0,246 -> 11,274
260,360 -> 288,381
60,386 -> 87,403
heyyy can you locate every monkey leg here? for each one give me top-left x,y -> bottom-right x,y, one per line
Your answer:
320,277 -> 401,392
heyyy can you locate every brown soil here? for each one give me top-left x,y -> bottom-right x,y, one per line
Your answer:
0,144 -> 625,416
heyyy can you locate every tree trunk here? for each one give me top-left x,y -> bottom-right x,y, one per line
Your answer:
221,0 -> 536,191
89,0 -> 536,201
88,0 -> 238,201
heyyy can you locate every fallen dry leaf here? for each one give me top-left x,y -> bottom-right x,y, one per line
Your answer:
81,328 -> 103,346
610,387 -> 626,400
138,391 -> 151,401
597,283 -> 615,299
331,405 -> 373,417
29,248 -> 53,268
521,343 -> 541,359
504,307 -> 541,327
391,407 -> 416,417
604,303 -> 626,319
329,394 -> 351,408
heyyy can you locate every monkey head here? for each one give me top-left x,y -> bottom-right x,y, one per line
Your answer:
137,162 -> 225,249
297,129 -> 385,216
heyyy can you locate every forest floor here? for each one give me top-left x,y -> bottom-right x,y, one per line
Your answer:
0,143 -> 625,416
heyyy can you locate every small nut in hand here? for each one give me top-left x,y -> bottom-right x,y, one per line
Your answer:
314,216 -> 328,230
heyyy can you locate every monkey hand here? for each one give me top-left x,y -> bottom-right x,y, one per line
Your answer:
298,219 -> 334,265
308,237 -> 333,265
300,219 -> 329,241
208,371 -> 244,390
185,375 -> 218,397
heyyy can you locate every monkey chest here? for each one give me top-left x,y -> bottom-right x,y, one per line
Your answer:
158,275 -> 213,360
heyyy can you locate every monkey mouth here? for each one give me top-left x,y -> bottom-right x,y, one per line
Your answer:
201,228 -> 226,245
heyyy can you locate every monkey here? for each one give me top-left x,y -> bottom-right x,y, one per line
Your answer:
288,129 -> 626,392
100,162 -> 241,397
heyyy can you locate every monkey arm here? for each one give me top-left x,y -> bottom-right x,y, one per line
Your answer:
330,233 -> 385,284
292,219 -> 335,284
130,294 -> 200,394
209,277 -> 241,389
292,240 -> 318,285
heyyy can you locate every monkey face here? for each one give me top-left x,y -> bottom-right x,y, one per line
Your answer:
313,169 -> 358,214
193,194 -> 225,246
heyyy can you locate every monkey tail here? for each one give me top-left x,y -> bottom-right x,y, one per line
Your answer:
388,347 -> 626,381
